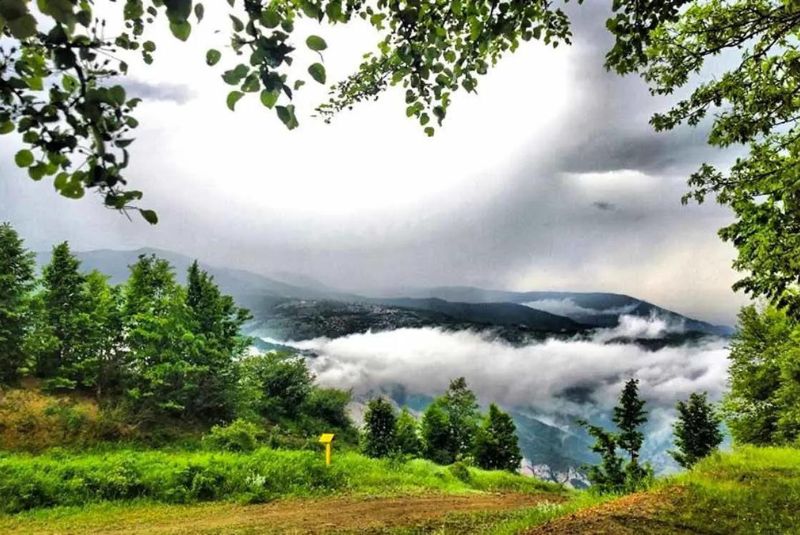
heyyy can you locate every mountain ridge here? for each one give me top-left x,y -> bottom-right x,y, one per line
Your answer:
36,247 -> 733,338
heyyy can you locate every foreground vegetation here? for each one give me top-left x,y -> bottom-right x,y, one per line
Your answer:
0,446 -> 560,515
2,447 -> 796,534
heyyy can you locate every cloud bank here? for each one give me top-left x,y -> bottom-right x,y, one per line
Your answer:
284,323 -> 729,418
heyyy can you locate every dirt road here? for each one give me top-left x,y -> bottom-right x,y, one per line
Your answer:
0,492 -> 562,534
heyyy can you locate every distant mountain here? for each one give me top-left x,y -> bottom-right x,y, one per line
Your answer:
374,286 -> 733,337
38,248 -> 733,340
371,297 -> 584,333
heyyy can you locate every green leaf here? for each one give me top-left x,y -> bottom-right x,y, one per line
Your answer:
226,90 -> 244,111
230,15 -> 243,32
54,172 -> 69,191
164,0 -> 191,23
424,127 -> 435,137
169,20 -> 191,41
306,35 -> 327,51
194,3 -> 203,22
241,74 -> 260,93
15,149 -> 34,168
60,181 -> 85,199
140,209 -> 158,224
276,105 -> 298,130
308,62 -> 326,84
110,85 -> 127,106
222,64 -> 248,85
7,13 -> 36,39
28,163 -> 47,181
260,89 -> 279,109
260,8 -> 280,28
0,121 -> 14,135
206,49 -> 221,66
143,40 -> 156,52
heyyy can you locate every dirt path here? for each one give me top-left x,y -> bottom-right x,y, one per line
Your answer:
0,492 -> 562,535
524,488 -> 696,535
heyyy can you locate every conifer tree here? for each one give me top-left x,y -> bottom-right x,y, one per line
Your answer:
579,420 -> 627,493
395,407 -> 423,456
0,223 -> 36,384
474,404 -> 523,472
184,261 -> 250,421
123,255 -> 201,420
362,397 -> 397,458
581,379 -> 652,493
443,377 -> 481,458
671,392 -> 724,468
80,272 -> 126,398
36,242 -> 90,387
613,379 -> 647,465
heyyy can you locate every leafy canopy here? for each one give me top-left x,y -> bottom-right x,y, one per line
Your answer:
605,0 -> 800,318
1,0 -> 581,221
724,304 -> 800,445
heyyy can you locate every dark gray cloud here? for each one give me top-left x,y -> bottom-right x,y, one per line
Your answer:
592,201 -> 616,211
122,79 -> 195,104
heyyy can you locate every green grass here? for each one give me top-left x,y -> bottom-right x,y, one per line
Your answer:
0,447 -> 561,514
652,446 -> 800,534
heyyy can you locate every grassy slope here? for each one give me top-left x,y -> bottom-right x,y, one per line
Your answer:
1,447 -> 796,533
0,447 -> 561,514
510,446 -> 800,534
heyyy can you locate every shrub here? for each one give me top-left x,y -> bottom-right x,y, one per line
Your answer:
202,419 -> 263,452
449,461 -> 473,483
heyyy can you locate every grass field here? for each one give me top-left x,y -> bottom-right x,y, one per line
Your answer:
0,446 -> 561,514
1,446 -> 798,533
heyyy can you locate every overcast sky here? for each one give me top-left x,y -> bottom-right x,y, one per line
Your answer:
0,3 -> 748,325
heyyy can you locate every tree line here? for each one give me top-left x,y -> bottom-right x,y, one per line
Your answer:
0,221 -> 527,471
361,377 -> 523,472
0,221 -> 353,440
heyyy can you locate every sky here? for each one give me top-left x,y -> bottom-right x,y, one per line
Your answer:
0,2 -> 749,325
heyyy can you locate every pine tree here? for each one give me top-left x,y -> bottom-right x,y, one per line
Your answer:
474,404 -> 523,471
670,392 -> 724,468
184,261 -> 250,421
80,271 -> 126,398
0,223 -> 36,384
443,377 -> 481,458
579,420 -> 626,493
395,407 -> 423,456
613,378 -> 647,465
36,242 -> 90,387
123,255 -> 201,420
362,397 -> 397,458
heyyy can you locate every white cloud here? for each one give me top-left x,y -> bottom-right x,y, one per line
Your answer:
279,324 -> 729,415
523,298 -> 638,317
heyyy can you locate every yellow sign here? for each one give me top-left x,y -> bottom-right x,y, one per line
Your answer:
319,433 -> 335,466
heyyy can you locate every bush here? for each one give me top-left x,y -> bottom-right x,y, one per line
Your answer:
202,419 -> 263,452
449,461 -> 473,483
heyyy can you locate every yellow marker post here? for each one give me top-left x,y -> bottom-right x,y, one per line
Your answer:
319,433 -> 335,466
